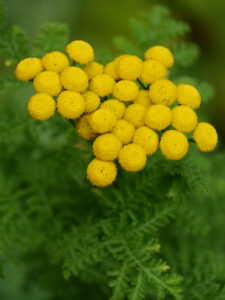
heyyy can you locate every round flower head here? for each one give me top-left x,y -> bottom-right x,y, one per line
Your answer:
90,74 -> 115,97
140,60 -> 167,84
193,122 -> 218,152
76,114 -> 97,140
87,159 -> 117,187
118,143 -> 147,172
104,60 -> 119,80
172,105 -> 198,133
93,133 -> 122,160
83,61 -> 104,80
160,130 -> 189,160
112,119 -> 135,144
124,104 -> 147,128
144,46 -> 174,68
42,51 -> 69,72
90,108 -> 116,134
113,80 -> 139,102
28,93 -> 56,121
133,126 -> 159,156
149,79 -> 177,106
101,99 -> 126,119
57,91 -> 85,119
61,67 -> 88,93
66,40 -> 94,64
83,91 -> 100,113
33,71 -> 61,96
15,57 -> 43,81
177,84 -> 201,109
117,55 -> 143,80
145,104 -> 172,130
134,90 -> 152,107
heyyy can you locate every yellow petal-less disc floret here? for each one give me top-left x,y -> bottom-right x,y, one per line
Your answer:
113,80 -> 139,102
61,66 -> 88,93
172,105 -> 198,133
140,60 -> 167,84
124,104 -> 147,128
193,122 -> 218,152
134,90 -> 152,107
28,93 -> 56,121
90,108 -> 116,134
104,61 -> 120,80
145,104 -> 172,130
87,159 -> 117,187
33,71 -> 62,96
101,99 -> 126,119
149,79 -> 177,106
144,46 -> 174,68
90,74 -> 115,97
42,51 -> 69,72
83,61 -> 104,79
117,55 -> 143,80
93,133 -> 122,160
15,57 -> 43,81
57,91 -> 85,119
66,40 -> 94,64
133,126 -> 159,156
177,84 -> 201,109
118,143 -> 147,172
83,91 -> 100,113
112,120 -> 135,144
76,114 -> 97,140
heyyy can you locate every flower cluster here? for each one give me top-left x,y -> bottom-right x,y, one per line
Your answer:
15,42 -> 218,187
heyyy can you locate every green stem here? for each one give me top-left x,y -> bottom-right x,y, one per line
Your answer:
137,79 -> 148,90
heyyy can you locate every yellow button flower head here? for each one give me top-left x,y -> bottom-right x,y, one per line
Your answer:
101,99 -> 126,119
57,91 -> 85,119
83,61 -> 104,79
149,79 -> 177,106
118,143 -> 147,172
177,84 -> 201,109
28,93 -> 56,121
90,108 -> 116,133
104,61 -> 120,80
134,90 -> 152,107
61,66 -> 88,93
93,133 -> 122,160
87,159 -> 117,187
66,40 -> 94,64
160,130 -> 189,160
113,80 -> 139,102
90,74 -> 115,97
112,119 -> 135,144
15,57 -> 43,81
144,46 -> 174,68
33,71 -> 62,96
83,91 -> 100,113
140,60 -> 167,84
133,126 -> 159,156
117,55 -> 143,80
193,122 -> 218,152
145,104 -> 172,130
124,104 -> 147,128
172,105 -> 198,133
76,114 -> 97,140
42,51 -> 69,72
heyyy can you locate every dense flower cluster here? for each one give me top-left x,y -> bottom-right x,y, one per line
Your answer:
15,41 -> 218,187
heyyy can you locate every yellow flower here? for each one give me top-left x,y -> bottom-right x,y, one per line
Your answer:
172,105 -> 198,133
144,46 -> 174,68
140,60 -> 167,84
76,114 -> 97,140
134,90 -> 152,107
149,79 -> 177,106
83,61 -> 104,79
90,74 -> 115,97
61,66 -> 88,93
117,55 -> 143,80
118,143 -> 147,172
112,119 -> 135,144
145,104 -> 172,130
66,40 -> 94,64
101,99 -> 126,119
57,91 -> 85,119
33,71 -> 61,96
160,130 -> 189,160
87,159 -> 117,187
193,122 -> 218,152
42,51 -> 69,72
93,133 -> 122,160
177,84 -> 201,109
104,61 -> 120,80
133,126 -> 159,156
113,80 -> 139,102
90,108 -> 116,133
83,91 -> 100,113
15,57 -> 43,81
28,93 -> 56,121
124,104 -> 147,128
